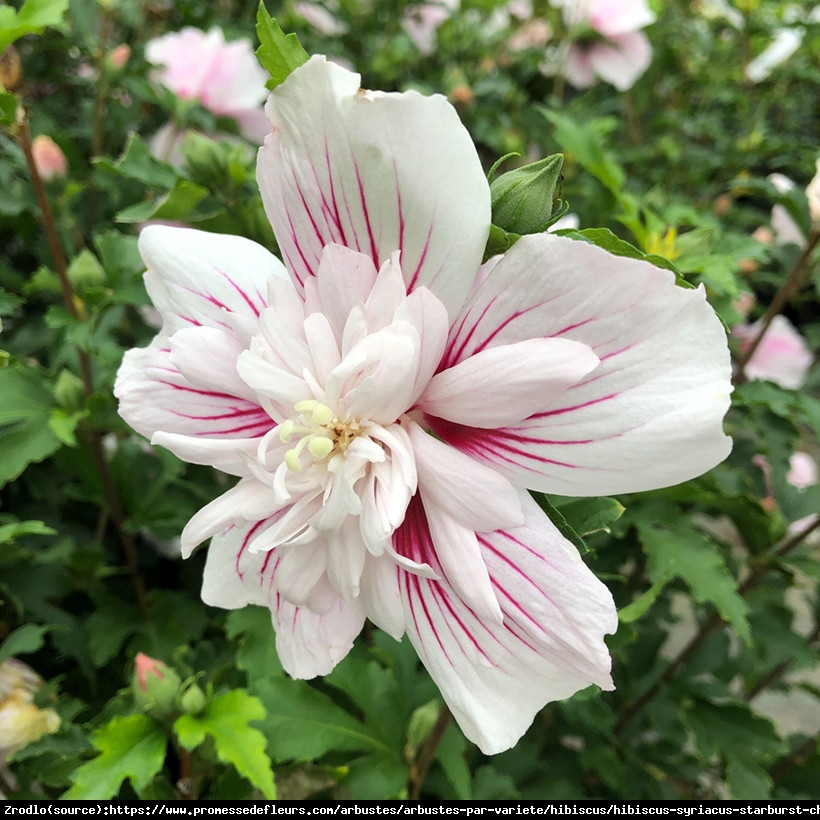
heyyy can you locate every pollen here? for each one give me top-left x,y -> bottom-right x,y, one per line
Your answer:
280,400 -> 362,471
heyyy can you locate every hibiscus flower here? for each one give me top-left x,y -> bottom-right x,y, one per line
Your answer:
115,56 -> 732,753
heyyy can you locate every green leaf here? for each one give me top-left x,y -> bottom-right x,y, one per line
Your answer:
86,602 -> 142,666
174,690 -> 276,799
254,677 -> 392,761
548,495 -> 625,537
435,723 -> 471,800
63,714 -> 167,799
0,519 -> 56,545
116,179 -> 211,224
530,492 -> 588,554
618,577 -> 667,624
632,501 -> 750,644
0,623 -> 49,663
225,606 -> 284,684
558,228 -> 693,288
0,91 -> 17,127
0,366 -> 63,489
94,132 -> 177,189
256,4 -> 309,90
0,0 -> 69,52
343,752 -> 408,799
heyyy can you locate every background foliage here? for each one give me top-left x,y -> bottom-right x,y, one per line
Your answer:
1,0 -> 819,801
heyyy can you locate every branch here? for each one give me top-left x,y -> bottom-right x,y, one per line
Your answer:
408,703 -> 452,800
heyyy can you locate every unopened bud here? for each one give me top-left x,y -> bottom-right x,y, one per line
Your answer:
179,683 -> 206,716
490,153 -> 564,236
31,135 -> 67,182
108,44 -> 131,71
53,369 -> 85,411
67,249 -> 106,291
132,653 -> 182,717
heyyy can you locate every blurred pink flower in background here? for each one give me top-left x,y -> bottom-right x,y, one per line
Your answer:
548,0 -> 655,90
145,27 -> 270,143
402,0 -> 459,55
108,43 -> 131,70
294,1 -> 348,36
788,452 -> 818,490
31,135 -> 67,181
733,315 -> 813,390
806,157 -> 820,225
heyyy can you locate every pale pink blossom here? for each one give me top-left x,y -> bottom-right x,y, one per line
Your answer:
294,2 -> 348,36
549,0 -> 655,90
788,452 -> 818,490
145,27 -> 270,143
509,18 -> 552,52
402,0 -> 459,55
116,57 -> 732,753
31,135 -> 67,181
733,315 -> 813,390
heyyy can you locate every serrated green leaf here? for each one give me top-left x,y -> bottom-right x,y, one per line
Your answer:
633,502 -> 750,644
0,519 -> 56,544
254,677 -> 392,761
0,0 -> 69,52
174,690 -> 276,799
63,714 -> 167,799
0,623 -> 49,663
0,367 -> 63,488
256,4 -> 309,90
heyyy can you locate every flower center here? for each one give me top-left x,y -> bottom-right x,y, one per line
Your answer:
278,399 -> 362,471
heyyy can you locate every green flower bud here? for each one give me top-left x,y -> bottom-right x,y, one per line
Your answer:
67,249 -> 106,292
53,369 -> 85,411
490,153 -> 564,236
178,683 -> 206,716
132,653 -> 182,718
404,699 -> 441,762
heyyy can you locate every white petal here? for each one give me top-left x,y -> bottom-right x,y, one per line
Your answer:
139,225 -> 286,334
395,492 -> 617,755
257,55 -> 490,318
408,421 -> 523,532
115,342 -> 273,474
358,554 -> 405,640
422,500 -> 504,624
418,338 -> 599,428
436,234 -> 732,495
180,479 -> 278,557
201,524 -> 364,678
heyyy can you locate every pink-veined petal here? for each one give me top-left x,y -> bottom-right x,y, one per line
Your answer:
180,478 -> 278,557
201,522 -> 365,678
394,492 -> 616,755
418,338 -> 599,428
407,421 -> 523,532
436,234 -> 732,495
139,225 -> 287,335
115,341 -> 274,474
257,55 -> 489,317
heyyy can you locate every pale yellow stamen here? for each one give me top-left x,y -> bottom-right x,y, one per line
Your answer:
282,400 -> 355,471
